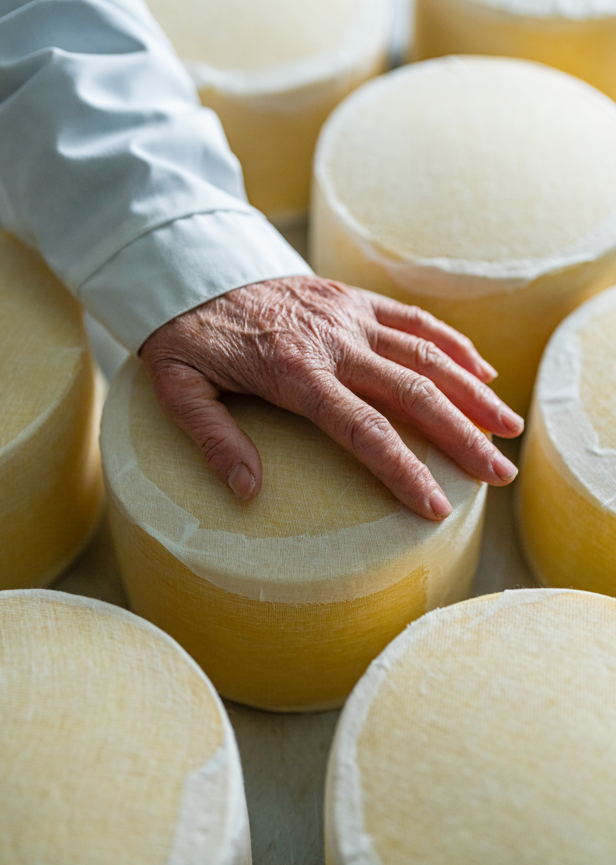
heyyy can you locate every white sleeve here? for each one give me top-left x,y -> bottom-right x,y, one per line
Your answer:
0,0 -> 312,351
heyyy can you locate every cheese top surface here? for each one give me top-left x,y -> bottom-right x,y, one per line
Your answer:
330,589 -> 616,864
101,358 -> 485,602
129,365 -> 424,539
0,591 -> 235,864
535,285 -> 616,510
146,0 -> 364,71
316,57 -> 616,276
0,232 -> 85,452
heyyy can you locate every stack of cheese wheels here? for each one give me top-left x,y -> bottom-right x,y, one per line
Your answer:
311,56 -> 616,416
0,232 -> 103,590
325,588 -> 616,864
0,590 -> 250,865
145,0 -> 391,222
413,0 -> 616,102
100,357 -> 487,712
517,286 -> 616,595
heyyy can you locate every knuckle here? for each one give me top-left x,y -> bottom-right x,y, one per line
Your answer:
343,407 -> 392,455
400,375 -> 440,416
461,426 -> 492,460
404,305 -> 423,325
413,339 -> 444,374
150,365 -> 197,409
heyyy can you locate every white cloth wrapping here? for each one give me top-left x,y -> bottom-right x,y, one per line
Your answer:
0,0 -> 311,351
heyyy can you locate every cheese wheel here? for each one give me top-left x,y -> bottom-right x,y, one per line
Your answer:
325,588 -> 616,864
0,232 -> 104,590
517,285 -> 616,595
414,0 -> 616,101
0,590 -> 249,865
145,0 -> 391,221
310,56 -> 616,415
100,357 -> 486,712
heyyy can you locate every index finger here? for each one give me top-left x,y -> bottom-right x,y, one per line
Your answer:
366,292 -> 497,384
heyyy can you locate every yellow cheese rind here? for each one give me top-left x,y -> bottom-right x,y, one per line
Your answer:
326,588 -> 616,864
101,357 -> 486,711
0,589 -> 250,865
0,232 -> 104,589
414,0 -> 616,101
145,0 -> 391,220
517,284 -> 616,595
310,56 -> 616,414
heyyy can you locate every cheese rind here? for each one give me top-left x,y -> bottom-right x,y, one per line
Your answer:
517,285 -> 616,595
414,0 -> 616,101
325,588 -> 616,864
145,0 -> 391,221
310,56 -> 616,414
101,357 -> 486,711
0,589 -> 250,865
0,232 -> 104,589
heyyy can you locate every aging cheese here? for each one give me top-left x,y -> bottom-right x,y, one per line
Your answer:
145,0 -> 391,221
517,286 -> 616,595
100,357 -> 486,712
325,588 -> 616,865
310,56 -> 616,415
414,0 -> 616,101
0,590 -> 250,865
0,232 -> 103,590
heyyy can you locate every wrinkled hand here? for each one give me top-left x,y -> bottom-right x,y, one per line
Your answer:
140,276 -> 524,520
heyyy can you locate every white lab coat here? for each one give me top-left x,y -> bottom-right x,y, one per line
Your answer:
0,0 -> 312,351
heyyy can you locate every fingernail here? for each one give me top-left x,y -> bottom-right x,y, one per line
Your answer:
480,360 -> 498,381
227,463 -> 256,501
499,406 -> 524,433
492,452 -> 518,481
429,489 -> 453,518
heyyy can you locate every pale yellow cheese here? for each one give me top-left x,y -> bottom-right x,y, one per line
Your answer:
325,588 -> 616,864
145,0 -> 391,221
0,590 -> 250,865
100,357 -> 486,712
414,0 -> 616,101
517,285 -> 616,595
0,232 -> 104,590
310,56 -> 616,415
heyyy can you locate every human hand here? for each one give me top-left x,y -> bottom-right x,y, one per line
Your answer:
140,276 -> 524,521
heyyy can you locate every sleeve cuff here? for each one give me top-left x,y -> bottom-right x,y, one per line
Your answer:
78,209 -> 313,352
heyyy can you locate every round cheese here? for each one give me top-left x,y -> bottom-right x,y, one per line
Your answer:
0,590 -> 249,865
0,232 -> 104,590
100,357 -> 486,712
413,0 -> 616,101
145,0 -> 391,221
310,56 -> 616,415
517,285 -> 616,595
325,588 -> 616,864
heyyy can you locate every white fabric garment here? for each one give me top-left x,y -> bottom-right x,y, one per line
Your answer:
0,0 -> 312,351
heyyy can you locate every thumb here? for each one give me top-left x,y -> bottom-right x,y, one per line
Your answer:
147,360 -> 263,501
